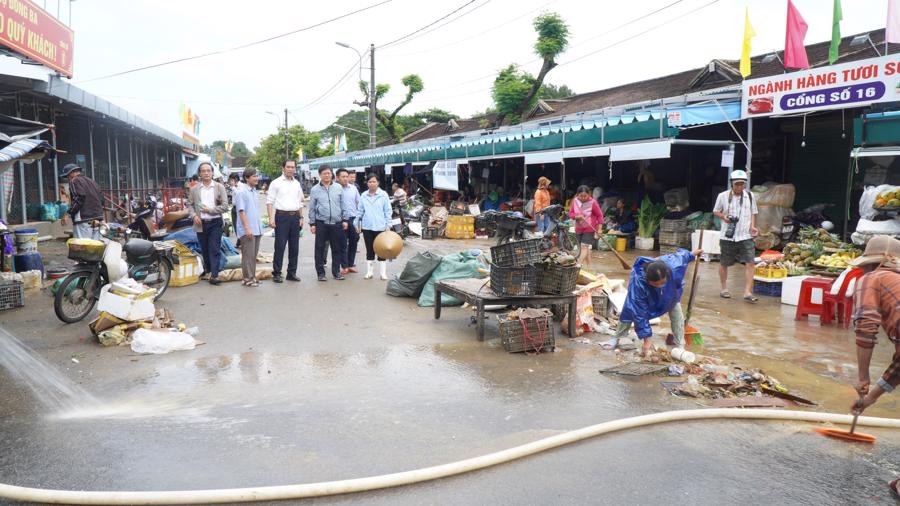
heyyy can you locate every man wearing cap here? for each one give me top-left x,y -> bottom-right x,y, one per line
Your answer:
712,170 -> 759,303
62,164 -> 103,240
848,235 -> 900,498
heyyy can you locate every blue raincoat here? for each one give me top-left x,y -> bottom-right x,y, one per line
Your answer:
619,249 -> 694,339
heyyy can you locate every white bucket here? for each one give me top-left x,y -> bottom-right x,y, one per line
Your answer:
14,229 -> 38,253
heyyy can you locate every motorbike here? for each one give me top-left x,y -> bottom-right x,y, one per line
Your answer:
54,222 -> 174,323
536,204 -> 579,256
390,197 -> 412,238
480,210 -> 534,245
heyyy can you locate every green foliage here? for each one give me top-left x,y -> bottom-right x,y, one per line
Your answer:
491,65 -> 536,125
492,12 -> 570,126
202,140 -> 253,158
413,108 -> 458,124
358,73 -> 426,142
637,196 -> 668,238
538,83 -> 575,100
249,125 -> 324,177
533,13 -> 569,60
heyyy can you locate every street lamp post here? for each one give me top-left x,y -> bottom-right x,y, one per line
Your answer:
336,41 -> 376,149
266,110 -> 289,164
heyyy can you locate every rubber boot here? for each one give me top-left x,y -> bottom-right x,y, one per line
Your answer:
379,260 -> 387,280
365,260 -> 374,279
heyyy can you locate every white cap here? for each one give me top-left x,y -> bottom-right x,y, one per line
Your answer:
730,170 -> 748,182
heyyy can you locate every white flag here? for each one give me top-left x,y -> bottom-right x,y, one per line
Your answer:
888,0 -> 900,44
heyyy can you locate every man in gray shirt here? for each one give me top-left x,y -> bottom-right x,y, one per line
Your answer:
308,165 -> 347,281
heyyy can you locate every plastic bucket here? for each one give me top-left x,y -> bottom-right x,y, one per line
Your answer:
615,237 -> 627,252
14,228 -> 38,253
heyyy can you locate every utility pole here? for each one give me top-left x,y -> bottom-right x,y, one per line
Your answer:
369,44 -> 376,149
284,108 -> 290,164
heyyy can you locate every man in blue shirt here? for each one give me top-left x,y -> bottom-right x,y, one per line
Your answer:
308,165 -> 347,281
234,168 -> 263,287
338,169 -> 361,275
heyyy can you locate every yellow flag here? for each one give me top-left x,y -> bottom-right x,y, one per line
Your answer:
740,7 -> 756,78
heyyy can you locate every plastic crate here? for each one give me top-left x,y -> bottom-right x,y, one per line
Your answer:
66,239 -> 106,263
660,219 -> 690,233
421,226 -> 441,240
753,278 -> 783,297
659,231 -> 692,247
592,292 -> 609,317
537,262 -> 580,295
490,238 -> 542,268
754,266 -> 788,278
498,313 -> 555,353
0,280 -> 24,310
490,264 -> 537,296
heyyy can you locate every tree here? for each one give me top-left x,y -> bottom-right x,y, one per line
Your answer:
413,108 -> 459,124
538,83 -> 575,100
320,110 -> 390,152
203,140 -> 253,157
491,12 -> 569,125
249,125 -> 324,177
358,74 -> 425,142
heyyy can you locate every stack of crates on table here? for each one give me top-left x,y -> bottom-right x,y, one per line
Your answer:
659,218 -> 692,256
489,239 -> 541,296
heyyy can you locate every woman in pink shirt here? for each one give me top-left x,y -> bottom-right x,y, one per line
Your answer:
568,185 -> 603,268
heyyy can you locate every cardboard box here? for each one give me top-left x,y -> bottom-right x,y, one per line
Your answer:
170,254 -> 200,287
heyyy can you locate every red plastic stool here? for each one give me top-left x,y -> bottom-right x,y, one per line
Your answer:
795,277 -> 835,321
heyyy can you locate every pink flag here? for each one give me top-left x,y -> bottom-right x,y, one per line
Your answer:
785,0 -> 810,69
888,0 -> 900,44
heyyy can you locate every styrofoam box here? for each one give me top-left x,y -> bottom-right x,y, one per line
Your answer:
692,230 -> 721,255
780,275 -> 824,306
97,284 -> 155,321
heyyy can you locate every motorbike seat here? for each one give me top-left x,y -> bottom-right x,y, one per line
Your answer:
123,239 -> 155,258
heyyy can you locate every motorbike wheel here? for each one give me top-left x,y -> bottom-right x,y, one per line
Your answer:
559,230 -> 580,257
54,271 -> 99,323
146,257 -> 172,302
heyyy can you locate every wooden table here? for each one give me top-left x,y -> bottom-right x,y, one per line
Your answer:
434,277 -> 577,341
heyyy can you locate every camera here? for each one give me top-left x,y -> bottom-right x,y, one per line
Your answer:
725,215 -> 739,239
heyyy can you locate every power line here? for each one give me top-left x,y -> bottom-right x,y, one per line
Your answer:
293,53 -> 369,112
559,0 -> 720,67
379,0 -> 493,50
377,0 -> 478,49
76,0 -> 393,84
417,0 -> 689,96
410,0 -> 721,104
394,0 -> 561,58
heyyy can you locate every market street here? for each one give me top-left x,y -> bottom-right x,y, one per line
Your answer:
1,235 -> 898,505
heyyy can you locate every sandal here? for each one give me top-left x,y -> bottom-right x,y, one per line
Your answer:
890,479 -> 899,500
743,295 -> 759,304
719,290 -> 732,299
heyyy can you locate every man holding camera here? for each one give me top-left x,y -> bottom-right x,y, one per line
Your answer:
713,170 -> 759,303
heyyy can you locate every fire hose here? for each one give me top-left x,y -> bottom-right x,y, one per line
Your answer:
1,408 -> 898,504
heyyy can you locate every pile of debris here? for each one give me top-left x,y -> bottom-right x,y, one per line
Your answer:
88,278 -> 199,354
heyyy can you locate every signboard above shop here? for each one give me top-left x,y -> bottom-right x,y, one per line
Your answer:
741,54 -> 899,119
0,0 -> 74,77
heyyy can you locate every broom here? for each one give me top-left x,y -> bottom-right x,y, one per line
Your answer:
667,230 -> 704,346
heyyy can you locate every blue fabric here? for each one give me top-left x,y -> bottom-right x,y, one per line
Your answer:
671,103 -> 741,127
341,184 -> 360,220
308,182 -> 344,224
233,187 -> 262,236
164,227 -> 237,272
358,189 -> 392,231
619,249 -> 694,339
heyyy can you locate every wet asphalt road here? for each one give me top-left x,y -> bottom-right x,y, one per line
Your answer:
0,234 -> 898,505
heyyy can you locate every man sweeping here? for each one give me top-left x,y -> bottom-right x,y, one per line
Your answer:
846,235 -> 900,497
615,248 -> 702,356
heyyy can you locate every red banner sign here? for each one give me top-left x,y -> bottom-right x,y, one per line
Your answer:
0,0 -> 73,77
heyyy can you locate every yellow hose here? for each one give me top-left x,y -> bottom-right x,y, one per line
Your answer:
2,408 -> 898,505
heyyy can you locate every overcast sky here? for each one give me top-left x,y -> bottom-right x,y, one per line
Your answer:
31,0 -> 892,149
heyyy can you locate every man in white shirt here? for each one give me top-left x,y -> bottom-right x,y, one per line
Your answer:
712,170 -> 759,303
266,160 -> 305,283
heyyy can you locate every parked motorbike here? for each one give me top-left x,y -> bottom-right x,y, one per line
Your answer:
390,197 -> 411,238
537,204 -> 579,256
480,210 -> 534,245
54,222 -> 173,323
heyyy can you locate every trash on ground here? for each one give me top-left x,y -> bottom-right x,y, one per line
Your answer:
131,328 -> 196,354
599,362 -> 670,376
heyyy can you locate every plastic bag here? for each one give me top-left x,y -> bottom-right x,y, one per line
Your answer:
387,251 -> 443,298
417,252 -> 488,307
130,328 -> 196,354
860,185 -> 899,220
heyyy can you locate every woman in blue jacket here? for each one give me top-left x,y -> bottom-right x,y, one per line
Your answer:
358,173 -> 393,280
615,248 -> 701,356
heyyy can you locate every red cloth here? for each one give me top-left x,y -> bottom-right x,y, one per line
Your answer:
785,0 -> 809,69
569,198 -> 603,233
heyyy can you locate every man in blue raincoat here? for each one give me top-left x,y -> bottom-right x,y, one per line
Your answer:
615,248 -> 702,356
